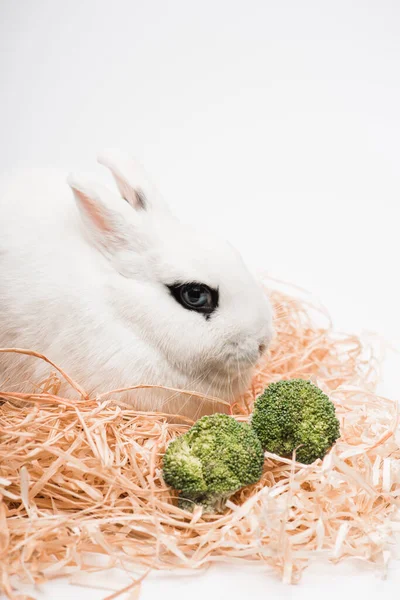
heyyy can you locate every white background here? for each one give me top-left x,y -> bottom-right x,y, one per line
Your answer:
1,1 -> 400,598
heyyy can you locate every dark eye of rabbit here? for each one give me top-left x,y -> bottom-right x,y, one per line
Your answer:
167,283 -> 219,318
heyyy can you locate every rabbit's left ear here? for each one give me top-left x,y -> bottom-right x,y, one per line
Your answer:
98,149 -> 171,216
68,175 -> 138,257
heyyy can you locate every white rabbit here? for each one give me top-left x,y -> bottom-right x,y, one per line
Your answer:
0,151 -> 273,419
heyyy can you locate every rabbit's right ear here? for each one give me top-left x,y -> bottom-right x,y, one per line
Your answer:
97,149 -> 171,216
68,175 -> 137,257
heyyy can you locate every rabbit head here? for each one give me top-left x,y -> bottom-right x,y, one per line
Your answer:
68,150 -> 274,404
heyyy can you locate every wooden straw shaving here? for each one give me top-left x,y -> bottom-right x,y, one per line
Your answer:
1,283 -> 399,598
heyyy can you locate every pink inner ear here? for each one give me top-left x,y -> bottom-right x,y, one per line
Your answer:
75,189 -> 113,233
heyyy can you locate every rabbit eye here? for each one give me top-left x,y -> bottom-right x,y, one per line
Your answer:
167,283 -> 218,317
182,284 -> 211,308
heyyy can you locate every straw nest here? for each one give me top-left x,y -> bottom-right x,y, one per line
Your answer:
1,282 -> 399,599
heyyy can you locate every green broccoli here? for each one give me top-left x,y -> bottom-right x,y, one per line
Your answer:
163,413 -> 264,513
251,379 -> 340,464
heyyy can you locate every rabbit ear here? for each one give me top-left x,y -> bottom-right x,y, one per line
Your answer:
68,175 -> 134,255
97,149 -> 171,215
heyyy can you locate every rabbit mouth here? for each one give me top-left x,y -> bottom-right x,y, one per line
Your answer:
200,350 -> 258,375
199,365 -> 254,403
222,344 -> 262,370
195,353 -> 257,395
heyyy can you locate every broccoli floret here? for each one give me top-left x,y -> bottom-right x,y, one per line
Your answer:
163,413 -> 264,513
251,379 -> 340,464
